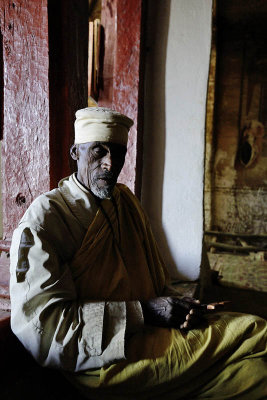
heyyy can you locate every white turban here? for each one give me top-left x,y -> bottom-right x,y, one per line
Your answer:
74,107 -> 134,146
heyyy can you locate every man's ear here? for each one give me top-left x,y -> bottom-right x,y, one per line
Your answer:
70,144 -> 79,161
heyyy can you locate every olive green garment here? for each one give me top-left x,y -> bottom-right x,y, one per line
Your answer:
67,312 -> 266,400
64,185 -> 267,400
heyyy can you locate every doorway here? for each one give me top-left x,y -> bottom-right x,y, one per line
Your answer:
204,0 -> 267,294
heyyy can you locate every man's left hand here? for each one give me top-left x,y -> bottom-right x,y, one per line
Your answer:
141,297 -> 228,330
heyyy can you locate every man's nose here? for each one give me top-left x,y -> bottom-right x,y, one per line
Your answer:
102,152 -> 112,171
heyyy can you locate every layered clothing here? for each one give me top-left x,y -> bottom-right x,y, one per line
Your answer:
10,174 -> 267,399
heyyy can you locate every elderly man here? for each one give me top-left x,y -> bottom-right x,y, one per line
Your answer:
10,108 -> 266,399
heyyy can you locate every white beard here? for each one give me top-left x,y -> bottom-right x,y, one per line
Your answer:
90,181 -> 114,200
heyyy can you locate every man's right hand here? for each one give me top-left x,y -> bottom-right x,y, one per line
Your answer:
141,297 -> 227,330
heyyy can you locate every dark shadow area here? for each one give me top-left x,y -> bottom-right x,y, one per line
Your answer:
48,0 -> 89,188
0,320 -> 87,400
202,281 -> 267,320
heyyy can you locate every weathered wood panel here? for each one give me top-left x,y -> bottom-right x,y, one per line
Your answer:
0,0 -> 88,247
99,0 -> 144,196
0,0 -> 50,242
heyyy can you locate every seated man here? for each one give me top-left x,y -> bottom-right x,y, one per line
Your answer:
10,107 -> 266,399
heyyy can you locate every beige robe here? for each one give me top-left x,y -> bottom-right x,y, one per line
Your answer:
10,174 -> 158,371
10,174 -> 267,399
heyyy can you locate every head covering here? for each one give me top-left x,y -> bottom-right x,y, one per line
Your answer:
74,107 -> 134,146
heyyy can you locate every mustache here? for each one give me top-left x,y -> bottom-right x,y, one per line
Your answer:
96,171 -> 115,180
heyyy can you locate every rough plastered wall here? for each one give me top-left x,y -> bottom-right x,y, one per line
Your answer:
142,0 -> 212,280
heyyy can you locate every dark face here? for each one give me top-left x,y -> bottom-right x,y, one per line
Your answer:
70,141 -> 126,199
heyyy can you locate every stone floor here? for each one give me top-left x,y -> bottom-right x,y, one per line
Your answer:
208,252 -> 267,292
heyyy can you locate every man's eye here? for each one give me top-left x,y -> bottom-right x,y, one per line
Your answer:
93,147 -> 105,156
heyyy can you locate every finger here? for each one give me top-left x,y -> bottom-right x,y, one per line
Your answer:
186,313 -> 204,325
180,321 -> 188,330
206,301 -> 231,310
172,297 -> 201,311
189,308 -> 203,317
172,308 -> 203,325
182,297 -> 201,305
197,301 -> 231,315
180,314 -> 204,330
